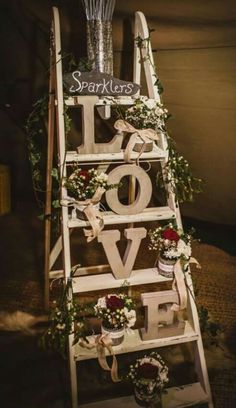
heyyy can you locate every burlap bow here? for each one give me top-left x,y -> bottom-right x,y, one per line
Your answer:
61,187 -> 105,242
171,257 -> 201,311
114,119 -> 159,163
79,334 -> 120,382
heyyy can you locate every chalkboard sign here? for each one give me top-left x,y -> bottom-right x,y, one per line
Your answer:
63,70 -> 140,96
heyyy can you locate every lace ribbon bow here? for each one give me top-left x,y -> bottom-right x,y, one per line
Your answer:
79,333 -> 120,383
114,119 -> 159,163
61,187 -> 105,242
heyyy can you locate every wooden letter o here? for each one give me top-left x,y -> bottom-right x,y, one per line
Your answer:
106,164 -> 152,215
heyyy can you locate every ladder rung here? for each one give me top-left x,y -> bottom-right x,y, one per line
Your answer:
75,322 -> 198,362
79,382 -> 208,407
65,145 -> 167,164
68,207 -> 175,229
65,95 -> 137,107
72,267 -> 171,293
49,264 -> 110,280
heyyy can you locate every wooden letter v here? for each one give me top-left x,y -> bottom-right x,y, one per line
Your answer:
97,228 -> 147,279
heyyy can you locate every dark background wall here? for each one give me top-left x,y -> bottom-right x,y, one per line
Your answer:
1,0 -> 236,224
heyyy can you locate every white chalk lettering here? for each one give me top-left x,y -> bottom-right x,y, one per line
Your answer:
125,83 -> 134,94
81,81 -> 89,92
102,78 -> 110,94
88,82 -> 96,93
70,70 -> 81,92
95,83 -> 104,93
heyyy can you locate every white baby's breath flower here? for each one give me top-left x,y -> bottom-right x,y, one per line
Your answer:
96,296 -> 107,309
143,99 -> 156,110
124,307 -> 136,328
177,239 -> 192,258
56,323 -> 65,330
163,248 -> 179,259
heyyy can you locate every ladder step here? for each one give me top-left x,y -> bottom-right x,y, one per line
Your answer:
65,144 -> 166,164
68,207 -> 175,229
75,322 -> 198,361
79,382 -> 208,407
65,95 -> 135,107
72,267 -> 171,293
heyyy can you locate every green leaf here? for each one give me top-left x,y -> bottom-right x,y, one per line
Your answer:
52,200 -> 60,208
51,168 -> 59,180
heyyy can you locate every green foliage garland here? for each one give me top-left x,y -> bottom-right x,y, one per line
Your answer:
40,275 -> 93,358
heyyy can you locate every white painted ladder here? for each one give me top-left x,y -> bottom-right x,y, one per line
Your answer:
45,7 -> 214,408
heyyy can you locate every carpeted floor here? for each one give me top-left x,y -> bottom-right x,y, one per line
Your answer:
0,206 -> 236,407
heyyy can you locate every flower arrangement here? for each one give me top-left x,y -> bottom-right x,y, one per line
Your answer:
64,167 -> 118,201
94,293 -> 136,330
149,223 -> 193,264
40,279 -> 91,357
127,352 -> 169,406
116,96 -> 203,203
124,96 -> 168,131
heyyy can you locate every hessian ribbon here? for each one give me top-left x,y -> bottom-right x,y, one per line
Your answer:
79,334 -> 121,383
61,187 -> 105,242
171,257 -> 201,311
114,119 -> 159,163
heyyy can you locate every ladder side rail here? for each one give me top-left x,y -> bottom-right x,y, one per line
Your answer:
186,273 -> 214,406
134,12 -> 182,227
134,11 -> 213,407
134,12 -> 160,101
133,13 -> 141,91
44,24 -> 56,308
52,7 -> 78,408
53,7 -> 72,280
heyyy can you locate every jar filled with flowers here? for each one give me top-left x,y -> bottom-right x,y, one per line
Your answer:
127,352 -> 169,407
63,167 -> 119,220
149,223 -> 193,278
94,293 -> 136,346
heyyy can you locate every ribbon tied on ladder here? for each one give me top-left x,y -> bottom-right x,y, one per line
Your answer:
61,187 -> 105,242
114,119 -> 159,163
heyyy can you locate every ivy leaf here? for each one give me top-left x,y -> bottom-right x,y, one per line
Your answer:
154,78 -> 164,94
52,200 -> 60,208
51,168 -> 59,180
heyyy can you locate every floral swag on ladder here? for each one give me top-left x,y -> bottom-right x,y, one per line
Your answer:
61,167 -> 119,242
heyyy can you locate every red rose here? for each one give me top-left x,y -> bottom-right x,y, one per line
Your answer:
106,295 -> 124,311
79,170 -> 90,181
162,228 -> 180,242
137,363 -> 159,380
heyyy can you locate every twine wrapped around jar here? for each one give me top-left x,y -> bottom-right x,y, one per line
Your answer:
101,324 -> 125,346
82,0 -> 116,74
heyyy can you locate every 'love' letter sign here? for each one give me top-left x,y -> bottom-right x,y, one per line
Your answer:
140,290 -> 186,340
97,228 -> 147,279
105,165 -> 152,215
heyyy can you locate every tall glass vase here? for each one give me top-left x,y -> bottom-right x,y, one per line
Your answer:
87,20 -> 113,74
82,0 -> 116,75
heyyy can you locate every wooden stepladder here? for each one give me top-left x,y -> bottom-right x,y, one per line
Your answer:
45,7 -> 213,408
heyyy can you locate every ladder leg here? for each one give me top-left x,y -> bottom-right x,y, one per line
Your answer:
194,339 -> 214,408
44,30 -> 56,309
69,334 -> 78,408
134,11 -> 213,407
